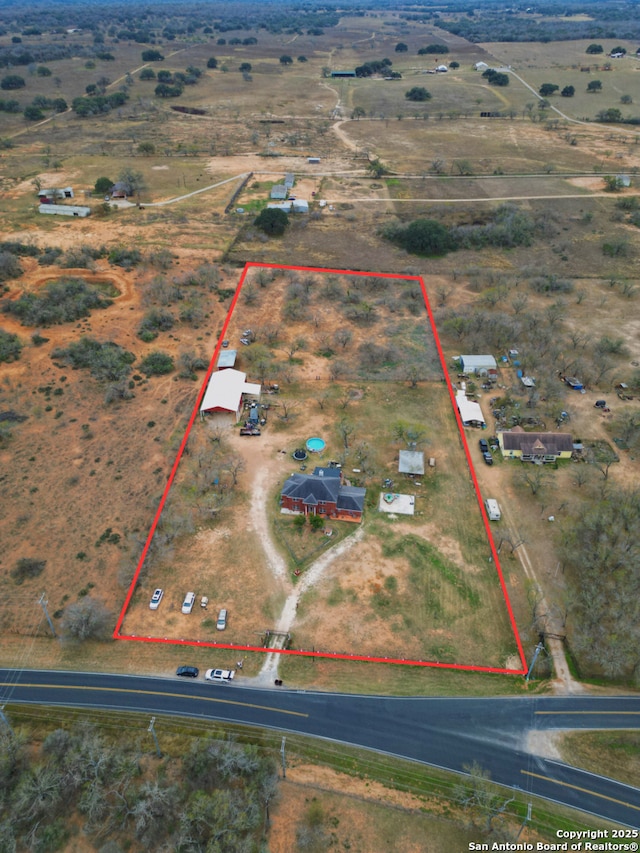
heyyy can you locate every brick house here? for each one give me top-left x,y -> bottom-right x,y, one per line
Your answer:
281,467 -> 366,523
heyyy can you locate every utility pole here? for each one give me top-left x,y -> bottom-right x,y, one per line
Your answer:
526,641 -> 545,682
0,706 -> 14,735
39,593 -> 56,638
516,803 -> 532,840
148,717 -> 162,758
280,736 -> 286,779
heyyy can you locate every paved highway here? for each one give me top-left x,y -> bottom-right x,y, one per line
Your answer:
1,669 -> 638,828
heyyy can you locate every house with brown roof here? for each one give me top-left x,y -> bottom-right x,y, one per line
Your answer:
498,427 -> 573,463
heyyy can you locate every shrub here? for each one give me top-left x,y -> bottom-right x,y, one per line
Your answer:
405,86 -> 431,102
139,350 -> 174,376
107,247 -> 142,269
138,308 -> 175,341
0,329 -> 22,362
0,251 -> 23,282
51,336 -> 136,381
11,557 -> 46,584
2,278 -> 112,326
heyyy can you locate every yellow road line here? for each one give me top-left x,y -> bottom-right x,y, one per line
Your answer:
535,710 -> 640,715
0,682 -> 308,718
521,770 -> 640,811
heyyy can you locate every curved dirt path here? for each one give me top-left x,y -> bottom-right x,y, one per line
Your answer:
253,527 -> 365,686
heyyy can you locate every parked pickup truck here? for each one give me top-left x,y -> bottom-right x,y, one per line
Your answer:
239,427 -> 261,436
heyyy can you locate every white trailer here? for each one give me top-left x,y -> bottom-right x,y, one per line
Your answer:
485,499 -> 501,521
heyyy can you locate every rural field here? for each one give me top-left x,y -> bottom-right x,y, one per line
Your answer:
0,1 -> 638,692
1,2 -> 639,849
118,268 -> 524,673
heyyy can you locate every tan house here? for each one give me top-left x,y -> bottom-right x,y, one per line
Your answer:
498,427 -> 573,463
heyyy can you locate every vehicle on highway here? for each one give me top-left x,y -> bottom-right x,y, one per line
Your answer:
205,668 -> 235,682
479,438 -> 489,453
149,588 -> 164,610
181,592 -> 196,614
216,608 -> 227,630
176,666 -> 199,678
482,451 -> 494,466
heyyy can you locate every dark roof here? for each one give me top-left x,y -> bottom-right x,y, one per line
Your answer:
336,486 -> 366,513
312,466 -> 341,478
500,430 -> 573,454
282,473 -> 365,512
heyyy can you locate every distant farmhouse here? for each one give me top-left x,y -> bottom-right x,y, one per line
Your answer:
281,467 -> 366,523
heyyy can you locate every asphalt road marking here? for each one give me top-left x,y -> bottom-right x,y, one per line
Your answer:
535,710 -> 640,715
0,682 -> 308,718
521,770 -> 640,811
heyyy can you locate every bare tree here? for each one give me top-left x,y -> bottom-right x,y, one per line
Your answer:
222,454 -> 245,486
334,328 -> 352,349
338,418 -> 355,449
62,598 -> 112,642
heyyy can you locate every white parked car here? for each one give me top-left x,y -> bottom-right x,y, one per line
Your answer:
205,668 -> 235,682
149,588 -> 164,610
216,608 -> 227,630
181,592 -> 196,614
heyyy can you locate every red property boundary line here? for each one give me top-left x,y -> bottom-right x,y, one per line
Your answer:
114,262 -> 528,676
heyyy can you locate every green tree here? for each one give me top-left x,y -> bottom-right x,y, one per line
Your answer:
206,56 -> 218,69
395,42 -> 408,52
254,207 -> 288,236
597,108 -> 622,123
587,79 -> 602,92
405,86 -> 431,102
142,49 -> 164,61
561,85 -> 575,97
94,176 -> 114,195
239,62 -> 252,73
23,105 -> 44,121
139,67 -> 155,80
138,141 -> 155,155
351,106 -> 366,119
539,83 -> 559,97
387,219 -> 455,257
1,75 -> 25,90
418,44 -> 449,54
279,55 -> 293,66
586,43 -> 603,54
449,60 -> 460,69
297,55 -> 307,62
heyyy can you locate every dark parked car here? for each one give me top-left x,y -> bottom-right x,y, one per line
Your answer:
594,400 -> 606,409
176,666 -> 199,678
479,438 -> 489,453
482,452 -> 494,466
